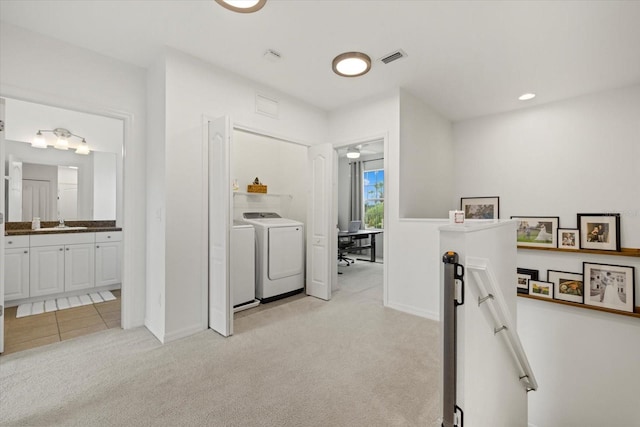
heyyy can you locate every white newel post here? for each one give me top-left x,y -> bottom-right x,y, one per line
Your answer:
440,220 -> 530,427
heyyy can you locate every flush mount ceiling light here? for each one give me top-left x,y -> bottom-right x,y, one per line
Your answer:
518,93 -> 536,101
215,0 -> 266,13
32,128 -> 91,155
346,147 -> 361,159
332,52 -> 372,77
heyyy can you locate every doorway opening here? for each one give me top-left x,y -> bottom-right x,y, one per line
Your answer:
335,139 -> 385,302
1,97 -> 124,355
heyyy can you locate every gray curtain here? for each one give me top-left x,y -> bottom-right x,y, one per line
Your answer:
349,160 -> 363,224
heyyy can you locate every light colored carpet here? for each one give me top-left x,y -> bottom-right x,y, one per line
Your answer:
0,262 -> 441,426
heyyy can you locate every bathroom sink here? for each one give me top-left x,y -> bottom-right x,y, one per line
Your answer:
34,226 -> 88,231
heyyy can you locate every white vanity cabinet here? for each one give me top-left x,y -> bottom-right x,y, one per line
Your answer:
4,236 -> 30,301
29,233 -> 96,297
95,231 -> 122,287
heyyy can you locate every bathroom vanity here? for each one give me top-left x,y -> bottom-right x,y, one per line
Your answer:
4,221 -> 122,305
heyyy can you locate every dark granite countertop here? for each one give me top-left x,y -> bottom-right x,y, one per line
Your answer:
5,220 -> 122,236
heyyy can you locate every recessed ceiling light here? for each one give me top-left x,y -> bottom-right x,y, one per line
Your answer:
215,0 -> 266,13
332,52 -> 371,77
518,93 -> 536,101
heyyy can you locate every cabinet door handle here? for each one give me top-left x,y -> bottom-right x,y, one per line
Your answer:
24,250 -> 28,254
96,245 -> 100,248
8,241 -> 12,244
66,248 -> 70,251
59,248 -> 63,251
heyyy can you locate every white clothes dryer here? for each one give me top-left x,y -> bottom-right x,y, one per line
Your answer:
242,212 -> 304,302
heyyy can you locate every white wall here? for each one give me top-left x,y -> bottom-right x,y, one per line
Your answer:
453,85 -> 640,426
399,89 -> 455,218
232,130 -> 308,223
154,48 -> 328,342
0,23 -> 147,327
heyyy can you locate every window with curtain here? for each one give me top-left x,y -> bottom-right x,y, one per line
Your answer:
363,168 -> 384,229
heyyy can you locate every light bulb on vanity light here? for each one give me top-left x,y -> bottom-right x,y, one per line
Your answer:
55,136 -> 69,150
32,131 -> 47,148
75,138 -> 90,155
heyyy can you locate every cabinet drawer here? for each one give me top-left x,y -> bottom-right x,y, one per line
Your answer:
5,235 -> 30,249
30,232 -> 95,247
96,231 -> 122,243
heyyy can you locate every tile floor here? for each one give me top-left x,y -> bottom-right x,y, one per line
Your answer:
2,290 -> 121,356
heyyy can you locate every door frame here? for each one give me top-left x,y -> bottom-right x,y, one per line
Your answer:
200,117 -> 314,331
1,98 -> 6,352
0,91 -> 132,328
332,133 -> 389,306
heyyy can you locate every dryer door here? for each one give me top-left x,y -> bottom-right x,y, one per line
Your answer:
268,226 -> 304,280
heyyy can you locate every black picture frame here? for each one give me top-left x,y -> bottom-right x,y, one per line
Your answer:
460,196 -> 500,219
577,213 -> 621,251
583,262 -> 635,313
517,268 -> 539,294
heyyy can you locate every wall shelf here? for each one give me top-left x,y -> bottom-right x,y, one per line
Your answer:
518,293 -> 640,319
517,246 -> 640,258
233,191 -> 292,199
517,246 -> 640,318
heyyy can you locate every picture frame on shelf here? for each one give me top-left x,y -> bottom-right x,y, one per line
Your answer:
511,216 -> 559,248
548,270 -> 584,304
529,280 -> 553,299
558,228 -> 579,250
517,268 -> 539,294
460,196 -> 500,219
578,213 -> 621,252
583,262 -> 635,313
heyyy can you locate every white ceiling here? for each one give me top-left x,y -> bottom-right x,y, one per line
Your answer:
1,0 -> 639,121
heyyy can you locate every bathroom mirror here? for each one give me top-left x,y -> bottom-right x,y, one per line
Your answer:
2,97 -> 123,223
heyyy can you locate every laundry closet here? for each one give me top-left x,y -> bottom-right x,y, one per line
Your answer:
230,130 -> 308,310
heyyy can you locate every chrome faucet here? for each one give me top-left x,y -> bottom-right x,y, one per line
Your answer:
58,218 -> 65,228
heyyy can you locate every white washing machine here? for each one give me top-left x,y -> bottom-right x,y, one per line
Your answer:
242,212 -> 304,302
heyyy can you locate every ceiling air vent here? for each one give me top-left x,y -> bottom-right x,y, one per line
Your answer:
379,49 -> 407,64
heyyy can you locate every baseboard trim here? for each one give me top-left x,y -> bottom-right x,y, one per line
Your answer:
163,323 -> 206,343
386,301 -> 440,321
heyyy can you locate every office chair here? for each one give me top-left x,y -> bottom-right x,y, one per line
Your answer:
338,236 -> 355,266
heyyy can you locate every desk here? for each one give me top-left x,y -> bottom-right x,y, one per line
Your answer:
338,229 -> 383,262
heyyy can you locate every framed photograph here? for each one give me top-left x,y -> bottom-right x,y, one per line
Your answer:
517,268 -> 539,295
578,213 -> 621,251
583,262 -> 635,313
511,216 -> 559,248
558,228 -> 580,249
460,196 -> 500,219
529,280 -> 553,299
548,270 -> 584,304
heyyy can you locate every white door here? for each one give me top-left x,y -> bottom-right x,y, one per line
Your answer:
4,247 -> 30,301
208,117 -> 232,337
30,245 -> 65,297
306,143 -> 337,300
0,98 -> 5,353
64,243 -> 95,291
7,156 -> 22,221
22,179 -> 50,221
95,241 -> 122,287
